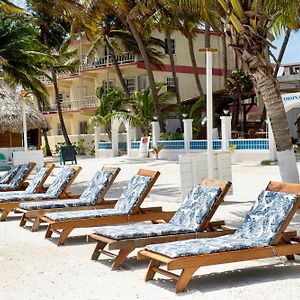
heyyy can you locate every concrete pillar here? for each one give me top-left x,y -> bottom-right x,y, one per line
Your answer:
94,126 -> 100,158
151,121 -> 160,148
267,118 -> 277,160
220,116 -> 232,150
126,124 -> 134,156
111,119 -> 119,157
183,119 -> 193,152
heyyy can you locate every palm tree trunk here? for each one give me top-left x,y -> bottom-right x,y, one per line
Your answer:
50,66 -> 72,146
108,47 -> 131,98
36,96 -> 52,156
204,21 -> 210,48
166,32 -> 181,105
126,16 -> 166,132
274,29 -> 291,77
166,31 -> 183,131
187,34 -> 204,99
221,33 -> 228,86
261,29 -> 291,124
253,70 -> 299,182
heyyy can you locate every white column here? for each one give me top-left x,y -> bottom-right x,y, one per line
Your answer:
183,119 -> 193,153
126,124 -> 134,156
151,121 -> 160,148
22,100 -> 28,151
94,126 -> 100,158
206,50 -> 213,178
220,116 -> 232,150
267,118 -> 277,160
111,119 -> 119,157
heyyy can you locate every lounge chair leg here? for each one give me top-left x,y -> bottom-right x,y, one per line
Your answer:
0,209 -> 10,221
175,267 -> 198,293
286,254 -> 295,260
32,218 -> 41,232
45,225 -> 53,238
91,242 -> 107,260
145,259 -> 161,281
19,214 -> 27,226
111,248 -> 134,270
57,228 -> 73,246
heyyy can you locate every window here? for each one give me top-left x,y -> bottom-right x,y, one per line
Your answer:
125,78 -> 136,93
166,77 -> 176,93
102,80 -> 115,94
164,38 -> 175,55
57,124 -> 63,135
138,75 -> 148,91
79,122 -> 88,134
58,93 -> 64,102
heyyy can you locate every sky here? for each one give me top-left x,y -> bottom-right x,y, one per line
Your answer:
10,0 -> 300,64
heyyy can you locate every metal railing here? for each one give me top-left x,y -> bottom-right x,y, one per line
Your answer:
43,95 -> 98,113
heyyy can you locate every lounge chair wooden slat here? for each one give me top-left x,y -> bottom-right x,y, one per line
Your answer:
88,178 -> 231,269
41,169 -> 167,245
16,166 -> 120,231
0,165 -> 80,221
137,181 -> 300,293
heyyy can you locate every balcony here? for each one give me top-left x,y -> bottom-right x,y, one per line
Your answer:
82,52 -> 136,70
43,95 -> 98,113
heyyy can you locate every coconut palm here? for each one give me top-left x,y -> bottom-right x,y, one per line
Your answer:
26,0 -> 83,146
115,83 -> 176,135
181,0 -> 300,182
89,87 -> 128,141
226,69 -> 253,130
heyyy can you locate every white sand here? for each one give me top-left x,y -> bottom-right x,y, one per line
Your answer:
1,156 -> 300,299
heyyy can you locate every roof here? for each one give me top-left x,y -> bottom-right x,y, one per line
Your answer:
0,80 -> 49,134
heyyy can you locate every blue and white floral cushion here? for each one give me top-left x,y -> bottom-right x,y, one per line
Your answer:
114,175 -> 152,214
78,171 -> 113,205
24,167 -> 49,193
0,167 -> 75,203
0,163 -> 32,190
169,186 -> 221,229
93,185 -> 221,240
19,171 -> 113,210
146,190 -> 298,258
0,167 -> 49,198
44,174 -> 152,221
0,165 -> 20,184
44,167 -> 76,197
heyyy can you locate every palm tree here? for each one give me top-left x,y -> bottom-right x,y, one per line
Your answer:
115,83 -> 176,135
226,69 -> 253,130
182,0 -> 300,182
26,0 -> 83,146
89,87 -> 128,141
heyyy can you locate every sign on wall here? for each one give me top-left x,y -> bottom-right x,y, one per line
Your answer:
138,136 -> 150,158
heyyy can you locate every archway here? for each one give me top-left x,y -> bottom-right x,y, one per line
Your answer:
111,118 -> 135,157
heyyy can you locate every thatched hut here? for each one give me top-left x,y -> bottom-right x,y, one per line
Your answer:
0,80 -> 49,148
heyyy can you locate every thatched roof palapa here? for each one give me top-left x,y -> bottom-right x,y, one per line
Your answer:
0,80 -> 49,134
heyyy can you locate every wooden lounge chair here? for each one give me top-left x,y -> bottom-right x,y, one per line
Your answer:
0,162 -> 36,192
0,166 -> 81,221
16,166 -> 120,231
138,181 -> 300,293
41,169 -> 173,246
0,165 -> 21,184
89,179 -> 232,270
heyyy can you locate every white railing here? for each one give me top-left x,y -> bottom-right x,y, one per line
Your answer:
82,52 -> 136,69
39,69 -> 80,85
43,96 -> 98,112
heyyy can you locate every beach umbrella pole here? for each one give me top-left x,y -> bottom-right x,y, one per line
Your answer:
22,100 -> 28,151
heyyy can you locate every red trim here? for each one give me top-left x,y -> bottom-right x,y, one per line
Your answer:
136,62 -> 226,76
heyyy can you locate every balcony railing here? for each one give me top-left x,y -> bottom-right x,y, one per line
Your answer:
40,52 -> 136,84
43,95 -> 98,113
82,52 -> 136,69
